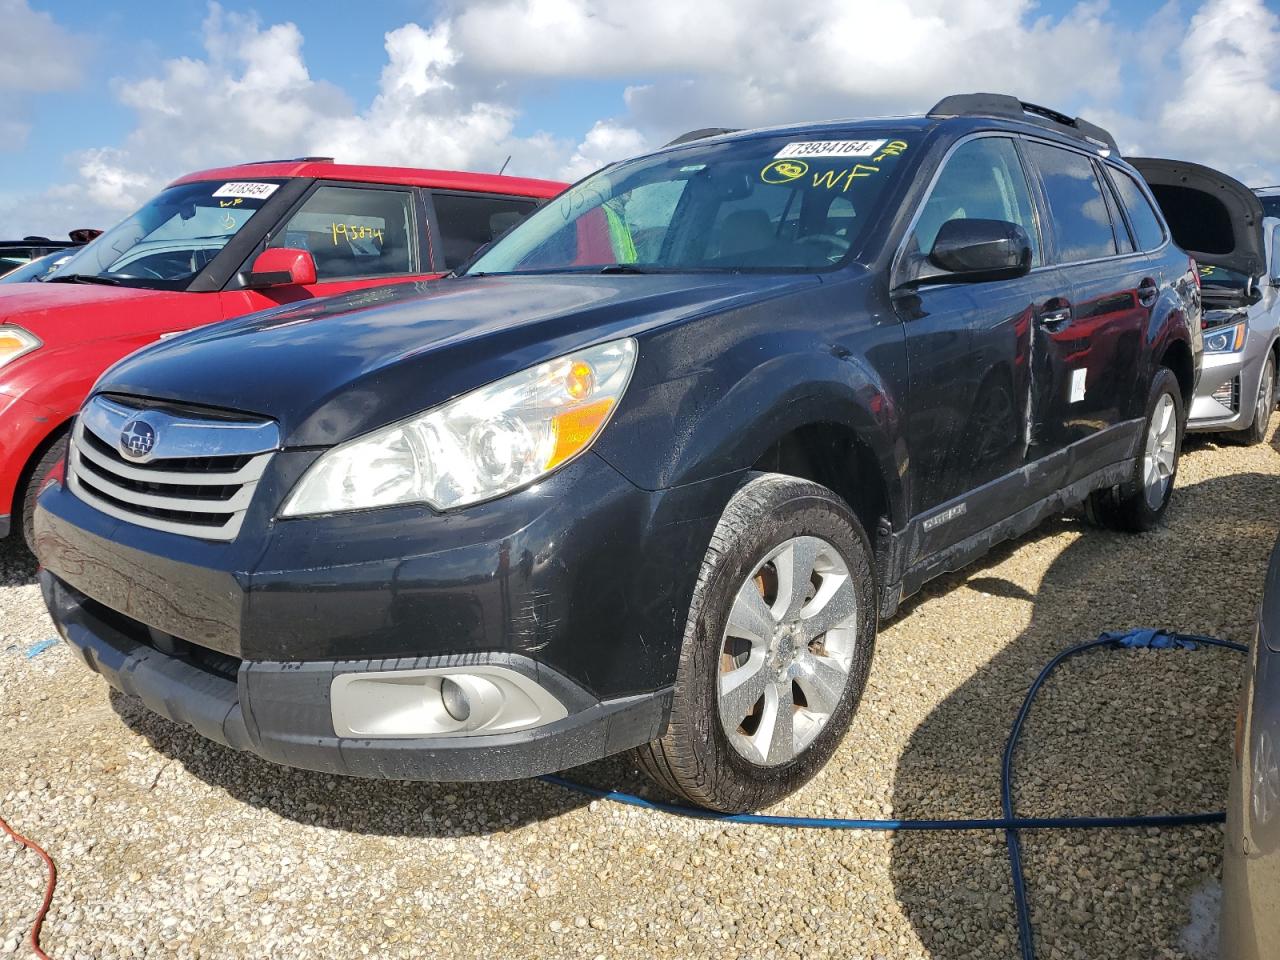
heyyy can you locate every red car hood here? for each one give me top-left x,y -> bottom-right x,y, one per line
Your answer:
0,282 -> 188,342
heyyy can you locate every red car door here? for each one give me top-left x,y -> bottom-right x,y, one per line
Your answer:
218,182 -> 439,317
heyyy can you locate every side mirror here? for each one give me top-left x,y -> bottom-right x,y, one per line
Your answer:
921,218 -> 1032,285
245,248 -> 317,289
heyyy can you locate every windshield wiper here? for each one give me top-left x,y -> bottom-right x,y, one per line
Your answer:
46,273 -> 122,286
598,264 -> 650,274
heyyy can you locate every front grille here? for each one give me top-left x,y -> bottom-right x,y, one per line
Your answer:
1212,377 -> 1241,413
67,395 -> 280,542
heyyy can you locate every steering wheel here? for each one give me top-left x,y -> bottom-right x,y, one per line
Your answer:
795,233 -> 851,263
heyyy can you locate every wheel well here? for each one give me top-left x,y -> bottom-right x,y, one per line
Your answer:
12,420 -> 70,524
1160,338 -> 1194,408
751,423 -> 890,552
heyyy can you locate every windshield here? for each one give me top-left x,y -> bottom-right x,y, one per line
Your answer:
0,250 -> 74,284
466,132 -> 915,275
1200,262 -> 1250,290
1259,194 -> 1280,220
49,179 -> 283,289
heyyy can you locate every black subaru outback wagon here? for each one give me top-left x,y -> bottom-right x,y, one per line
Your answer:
35,94 -> 1202,811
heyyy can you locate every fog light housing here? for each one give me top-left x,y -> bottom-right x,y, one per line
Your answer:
330,665 -> 568,739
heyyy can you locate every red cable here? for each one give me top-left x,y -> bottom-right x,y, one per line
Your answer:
0,810 -> 56,960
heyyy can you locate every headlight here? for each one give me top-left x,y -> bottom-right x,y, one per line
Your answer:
1204,322 -> 1246,354
0,326 -> 41,368
281,337 -> 637,516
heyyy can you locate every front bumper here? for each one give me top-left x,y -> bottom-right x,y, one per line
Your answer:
1188,340 -> 1265,433
34,449 -> 734,779
42,569 -> 672,780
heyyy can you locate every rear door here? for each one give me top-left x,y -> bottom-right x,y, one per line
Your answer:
893,134 -> 1068,552
425,191 -> 542,273
220,181 -> 430,314
1021,139 -> 1154,473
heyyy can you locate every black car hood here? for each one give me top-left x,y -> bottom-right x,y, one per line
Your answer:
99,272 -> 819,447
1126,157 -> 1265,276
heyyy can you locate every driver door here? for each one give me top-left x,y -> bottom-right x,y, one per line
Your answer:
893,135 -> 1068,559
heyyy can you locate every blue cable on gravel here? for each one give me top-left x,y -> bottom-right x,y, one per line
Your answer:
544,628 -> 1247,960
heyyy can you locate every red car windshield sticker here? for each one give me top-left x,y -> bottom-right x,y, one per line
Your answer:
212,181 -> 279,200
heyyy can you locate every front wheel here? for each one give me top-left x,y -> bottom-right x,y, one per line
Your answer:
632,473 -> 877,812
1087,367 -> 1183,532
1240,351 -> 1276,446
19,433 -> 69,552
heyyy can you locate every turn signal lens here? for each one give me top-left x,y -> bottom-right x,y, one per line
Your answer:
0,326 -> 41,369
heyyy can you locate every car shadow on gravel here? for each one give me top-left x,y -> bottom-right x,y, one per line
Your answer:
889,471 -> 1278,959
0,534 -> 38,586
107,687 -> 677,838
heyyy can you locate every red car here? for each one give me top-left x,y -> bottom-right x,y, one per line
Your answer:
0,159 -> 565,548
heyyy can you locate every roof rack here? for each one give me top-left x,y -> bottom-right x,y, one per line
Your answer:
927,93 -> 1118,154
664,128 -> 740,147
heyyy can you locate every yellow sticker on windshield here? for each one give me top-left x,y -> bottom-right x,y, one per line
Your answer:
873,140 -> 909,162
812,164 -> 881,192
761,159 -> 809,184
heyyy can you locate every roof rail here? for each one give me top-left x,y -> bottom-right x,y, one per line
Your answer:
664,128 -> 740,147
927,93 -> 1118,153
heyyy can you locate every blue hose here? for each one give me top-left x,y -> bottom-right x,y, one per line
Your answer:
543,628 -> 1247,960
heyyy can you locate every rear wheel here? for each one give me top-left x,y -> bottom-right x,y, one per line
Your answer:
632,473 -> 876,812
1087,367 -> 1183,532
1240,352 -> 1276,446
19,433 -> 68,552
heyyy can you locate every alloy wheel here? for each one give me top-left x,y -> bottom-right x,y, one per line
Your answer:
1142,393 -> 1177,510
717,536 -> 857,766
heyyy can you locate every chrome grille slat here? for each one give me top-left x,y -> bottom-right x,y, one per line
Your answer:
67,396 -> 280,542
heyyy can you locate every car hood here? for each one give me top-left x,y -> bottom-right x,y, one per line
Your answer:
0,281 -> 180,341
99,272 -> 819,447
1127,157 -> 1265,276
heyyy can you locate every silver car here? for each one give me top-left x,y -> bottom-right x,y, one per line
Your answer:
1133,162 -> 1278,444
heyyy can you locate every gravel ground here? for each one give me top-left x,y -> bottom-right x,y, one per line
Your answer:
2,426 -> 1276,960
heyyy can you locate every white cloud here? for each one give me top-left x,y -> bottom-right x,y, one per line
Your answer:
11,0 -> 1280,236
0,0 -> 85,154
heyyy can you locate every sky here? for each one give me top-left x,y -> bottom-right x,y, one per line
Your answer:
4,0 -> 1280,237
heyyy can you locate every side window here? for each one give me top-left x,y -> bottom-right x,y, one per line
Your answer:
270,185 -> 415,280
911,136 -> 1042,266
1109,168 -> 1167,252
1098,166 -> 1134,255
1025,142 -> 1118,263
432,193 -> 539,270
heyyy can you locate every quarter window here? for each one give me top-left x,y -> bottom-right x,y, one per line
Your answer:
1025,142 -> 1118,263
432,193 -> 540,270
1110,168 -> 1167,252
270,185 -> 415,281
910,137 -> 1042,267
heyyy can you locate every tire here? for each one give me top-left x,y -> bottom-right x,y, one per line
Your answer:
1086,367 -> 1183,533
632,473 -> 877,812
19,432 -> 68,552
1239,351 -> 1276,447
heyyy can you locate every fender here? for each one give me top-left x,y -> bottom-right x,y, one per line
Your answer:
592,286 -> 909,528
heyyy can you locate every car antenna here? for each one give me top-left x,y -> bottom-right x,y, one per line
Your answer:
498,155 -> 512,176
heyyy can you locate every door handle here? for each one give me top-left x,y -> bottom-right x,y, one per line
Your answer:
1137,278 -> 1158,307
1038,299 -> 1072,330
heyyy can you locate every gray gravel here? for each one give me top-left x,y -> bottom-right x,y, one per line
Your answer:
2,426 -> 1275,959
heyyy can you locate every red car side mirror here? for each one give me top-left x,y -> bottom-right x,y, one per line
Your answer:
245,248 -> 317,289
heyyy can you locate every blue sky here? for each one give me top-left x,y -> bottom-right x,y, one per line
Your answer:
7,0 -> 1280,235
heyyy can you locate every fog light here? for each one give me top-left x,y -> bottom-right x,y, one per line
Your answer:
440,678 -> 471,722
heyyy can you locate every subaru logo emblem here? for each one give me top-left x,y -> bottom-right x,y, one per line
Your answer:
120,418 -> 157,460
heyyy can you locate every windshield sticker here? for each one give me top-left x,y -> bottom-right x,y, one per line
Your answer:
212,181 -> 279,200
218,197 -> 244,209
761,159 -> 809,184
774,139 -> 886,160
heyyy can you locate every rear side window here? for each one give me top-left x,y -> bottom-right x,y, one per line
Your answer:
271,185 -> 416,280
432,193 -> 539,269
910,136 -> 1042,266
1110,169 -> 1166,252
1025,142 -> 1117,263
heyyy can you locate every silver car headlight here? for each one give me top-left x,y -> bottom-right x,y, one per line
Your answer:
1204,322 -> 1246,354
281,337 -> 637,516
0,325 -> 41,369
